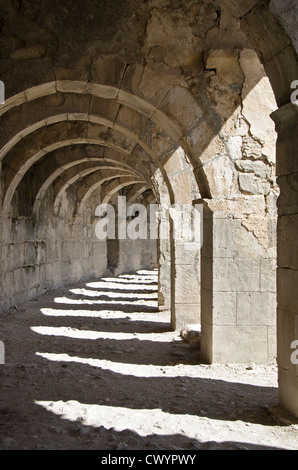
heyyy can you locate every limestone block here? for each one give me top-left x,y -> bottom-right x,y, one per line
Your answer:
204,49 -> 243,85
213,292 -> 237,326
184,124 -> 225,167
278,214 -> 298,270
157,86 -> 203,134
241,135 -> 263,160
200,319 -> 213,363
260,258 -> 277,293
200,258 -> 213,292
240,3 -> 291,62
10,45 -> 47,61
45,261 -> 63,282
235,160 -> 272,179
239,49 -> 277,163
169,172 -> 194,204
277,174 -> 298,217
163,146 -> 185,175
238,173 -> 270,195
174,242 -> 201,266
24,241 -> 36,265
212,325 -> 269,363
236,292 -> 276,326
174,264 -> 200,304
117,89 -> 154,119
206,195 -> 267,219
91,241 -> 107,257
2,244 -> 15,272
219,0 -> 259,22
213,257 -> 261,292
37,264 -> 47,285
22,265 -> 39,289
204,155 -> 238,198
143,7 -> 199,70
278,268 -> 298,316
10,219 -> 33,242
67,259 -> 84,280
152,108 -> 183,142
275,130 -> 298,177
278,367 -> 298,418
63,241 -> 83,259
24,81 -> 56,102
158,263 -> 171,307
225,135 -> 242,161
174,305 -> 200,330
13,268 -> 25,294
268,326 -> 277,361
212,218 -> 237,258
46,241 -> 62,261
55,80 -> 92,96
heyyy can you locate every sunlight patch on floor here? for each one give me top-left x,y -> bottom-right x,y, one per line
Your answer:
53,297 -> 157,307
69,288 -> 158,299
35,351 -> 278,386
35,351 -> 183,378
34,399 -> 294,450
40,307 -> 168,323
31,326 -> 172,342
86,281 -> 157,290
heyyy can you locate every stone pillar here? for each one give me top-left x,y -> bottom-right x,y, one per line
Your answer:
157,211 -> 171,313
106,200 -> 158,276
271,103 -> 298,417
200,196 -> 277,364
170,203 -> 201,330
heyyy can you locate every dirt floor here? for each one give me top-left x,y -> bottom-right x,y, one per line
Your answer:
0,269 -> 298,451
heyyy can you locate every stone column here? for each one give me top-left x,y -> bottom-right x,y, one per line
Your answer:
200,196 -> 277,364
271,103 -> 298,417
157,210 -> 171,313
169,202 -> 201,330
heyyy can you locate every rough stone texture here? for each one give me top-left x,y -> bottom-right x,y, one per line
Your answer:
180,324 -> 201,348
271,103 -> 298,418
0,0 -> 277,344
0,0 -> 297,420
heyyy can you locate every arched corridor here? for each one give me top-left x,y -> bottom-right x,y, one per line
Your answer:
0,0 -> 298,450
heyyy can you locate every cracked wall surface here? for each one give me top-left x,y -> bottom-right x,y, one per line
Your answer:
0,1 -> 297,418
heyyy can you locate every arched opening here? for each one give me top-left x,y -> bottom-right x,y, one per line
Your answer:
0,0 -> 298,450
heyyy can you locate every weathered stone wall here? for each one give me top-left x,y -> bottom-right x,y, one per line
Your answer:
0,1 -> 278,341
0,3 -> 297,424
201,196 -> 277,363
0,184 -> 108,312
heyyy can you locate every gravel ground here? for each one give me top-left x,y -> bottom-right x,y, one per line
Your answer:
0,270 -> 298,451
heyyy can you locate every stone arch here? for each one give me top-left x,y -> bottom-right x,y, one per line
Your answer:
0,82 -> 203,333
32,158 -> 139,219
0,82 -> 211,198
53,168 -> 141,216
0,0 -> 297,421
